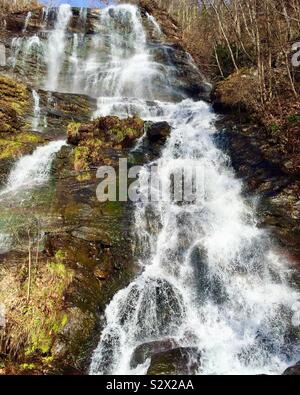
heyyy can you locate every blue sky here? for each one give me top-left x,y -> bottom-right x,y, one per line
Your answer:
41,1 -> 113,6
41,1 -> 87,5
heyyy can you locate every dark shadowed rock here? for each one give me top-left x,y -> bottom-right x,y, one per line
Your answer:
130,339 -> 179,368
145,121 -> 171,142
283,362 -> 300,375
146,347 -> 201,375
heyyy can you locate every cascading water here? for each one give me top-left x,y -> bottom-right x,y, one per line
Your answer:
90,99 -> 300,376
0,140 -> 65,198
23,11 -> 32,33
146,12 -> 162,37
2,2 -> 300,375
89,6 -> 300,375
45,4 -> 72,91
9,4 -> 179,100
0,140 -> 65,252
32,89 -> 41,131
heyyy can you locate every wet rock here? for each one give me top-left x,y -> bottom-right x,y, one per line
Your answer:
130,339 -> 179,368
214,116 -> 300,260
138,0 -> 182,45
145,121 -> 171,142
0,74 -> 31,133
67,115 -> 145,172
283,361 -> 300,375
146,347 -> 201,375
37,90 -> 97,139
71,227 -> 111,246
5,9 -> 44,34
0,44 -> 6,67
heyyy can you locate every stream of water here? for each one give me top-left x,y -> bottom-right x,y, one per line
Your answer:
1,3 -> 300,375
87,4 -> 300,375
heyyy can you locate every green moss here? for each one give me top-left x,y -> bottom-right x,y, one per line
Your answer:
76,172 -> 92,182
0,75 -> 31,134
20,363 -> 36,370
287,114 -> 300,123
104,201 -> 123,218
67,122 -> 81,139
0,139 -> 24,160
74,146 -> 90,172
0,131 -> 43,161
109,128 -> 126,143
15,132 -> 42,144
270,123 -> 281,134
9,251 -> 74,359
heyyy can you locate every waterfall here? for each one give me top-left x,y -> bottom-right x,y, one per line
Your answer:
10,37 -> 23,68
8,4 -> 177,100
32,89 -> 41,131
70,33 -> 79,91
23,11 -> 32,33
89,7 -> 300,376
146,12 -> 162,36
3,1 -> 299,375
90,102 -> 300,376
79,7 -> 88,30
0,140 -> 65,198
45,4 -> 72,91
69,4 -> 167,101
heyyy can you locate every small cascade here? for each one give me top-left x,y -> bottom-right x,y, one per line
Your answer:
32,89 -> 41,131
23,11 -> 32,33
0,233 -> 10,254
79,7 -> 88,30
70,33 -> 79,91
146,12 -> 162,37
10,37 -> 23,68
0,140 -> 65,198
42,6 -> 50,27
45,4 -> 73,91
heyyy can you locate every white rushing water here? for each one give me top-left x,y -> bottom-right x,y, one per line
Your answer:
0,140 -> 65,198
3,2 -> 300,375
45,4 -> 72,91
32,89 -> 41,131
9,4 -> 179,100
146,12 -> 162,37
23,11 -> 32,33
88,5 -> 300,376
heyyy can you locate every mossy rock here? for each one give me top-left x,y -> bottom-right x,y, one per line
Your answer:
146,347 -> 201,375
68,115 -> 145,172
0,74 -> 31,134
0,139 -> 24,160
0,132 -> 43,160
212,68 -> 258,113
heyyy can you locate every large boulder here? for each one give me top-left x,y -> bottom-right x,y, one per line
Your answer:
283,362 -> 300,375
130,339 -> 179,369
145,121 -> 171,143
146,347 -> 201,375
67,116 -> 146,172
